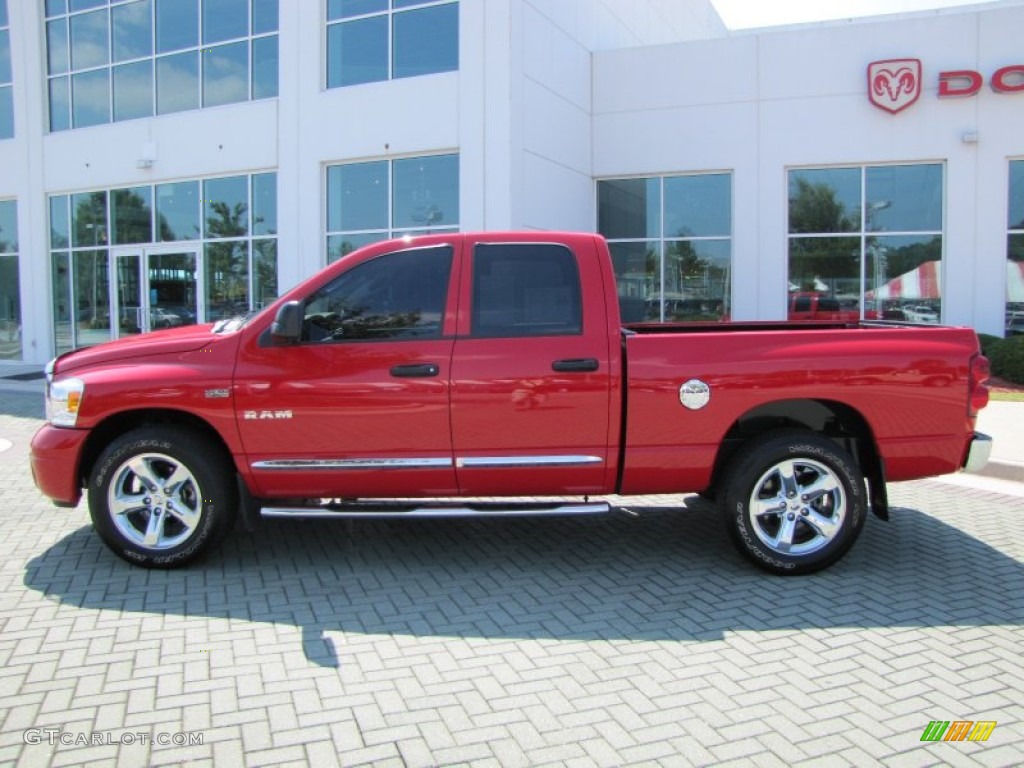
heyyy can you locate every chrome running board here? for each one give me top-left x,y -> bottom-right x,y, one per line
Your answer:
261,500 -> 612,519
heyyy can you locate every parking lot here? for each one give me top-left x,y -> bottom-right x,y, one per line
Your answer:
1,385 -> 1022,767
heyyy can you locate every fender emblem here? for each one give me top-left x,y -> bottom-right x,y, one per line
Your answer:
244,410 -> 293,420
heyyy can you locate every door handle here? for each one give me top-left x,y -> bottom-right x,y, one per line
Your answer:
552,358 -> 599,373
390,363 -> 440,378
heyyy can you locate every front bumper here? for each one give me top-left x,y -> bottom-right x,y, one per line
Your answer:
30,425 -> 89,507
962,431 -> 993,474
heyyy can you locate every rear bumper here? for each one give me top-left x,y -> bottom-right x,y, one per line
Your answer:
30,425 -> 88,507
962,432 -> 993,474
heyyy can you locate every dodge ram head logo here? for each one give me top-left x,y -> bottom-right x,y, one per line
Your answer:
868,59 -> 922,113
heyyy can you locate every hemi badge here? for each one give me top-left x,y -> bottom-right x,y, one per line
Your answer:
205,388 -> 230,399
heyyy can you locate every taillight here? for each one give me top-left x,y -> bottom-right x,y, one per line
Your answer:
969,354 -> 990,417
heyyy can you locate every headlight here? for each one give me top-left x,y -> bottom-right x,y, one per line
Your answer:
46,376 -> 85,427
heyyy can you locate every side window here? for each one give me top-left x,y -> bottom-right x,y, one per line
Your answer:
303,246 -> 452,342
472,243 -> 582,338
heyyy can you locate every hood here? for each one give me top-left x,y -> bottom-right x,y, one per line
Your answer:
52,324 -> 223,375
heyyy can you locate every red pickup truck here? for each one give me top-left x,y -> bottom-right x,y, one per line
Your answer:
31,232 -> 992,575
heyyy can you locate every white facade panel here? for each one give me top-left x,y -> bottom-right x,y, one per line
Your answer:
2,0 -> 1023,366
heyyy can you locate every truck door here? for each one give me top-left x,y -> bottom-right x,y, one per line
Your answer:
450,238 -> 614,495
234,243 -> 460,499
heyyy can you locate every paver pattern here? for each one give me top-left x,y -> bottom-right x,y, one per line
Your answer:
1,387 -> 1022,767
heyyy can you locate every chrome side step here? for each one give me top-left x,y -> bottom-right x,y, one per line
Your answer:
260,500 -> 612,519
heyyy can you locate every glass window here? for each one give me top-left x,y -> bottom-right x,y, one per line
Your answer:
393,154 -> 458,231
788,168 -> 860,234
202,41 -> 248,107
0,208 -> 16,361
72,69 -> 111,127
156,0 -> 198,53
0,28 -> 10,83
70,9 -> 109,70
252,173 -> 277,235
328,232 -> 382,264
788,164 -> 944,323
50,196 -> 70,248
866,164 -> 943,233
253,238 -> 277,308
327,1 -> 458,89
47,19 -> 70,74
472,244 -> 581,338
327,161 -> 388,232
113,0 -> 153,62
1008,161 -> 1024,336
598,173 -> 732,323
72,191 -> 108,247
112,187 -> 153,244
156,181 -> 200,240
664,174 -> 731,238
326,154 -> 459,264
156,50 -> 198,114
303,246 -> 453,342
204,176 -> 249,238
0,199 -> 16,252
205,240 -> 249,321
71,0 -> 105,10
46,0 -> 67,17
252,35 -> 278,99
203,0 -> 248,43
49,77 -> 71,131
327,15 -> 387,88
329,0 -> 387,20
0,86 -> 11,139
598,178 -> 660,241
73,250 -> 111,346
47,0 -> 278,131
252,0 -> 278,34
1010,160 -> 1024,231
0,6 -> 9,139
393,3 -> 458,80
608,241 -> 659,322
113,60 -> 153,121
49,174 -> 277,353
0,252 -> 20,360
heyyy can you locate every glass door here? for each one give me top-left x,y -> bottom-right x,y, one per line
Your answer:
111,247 -> 201,337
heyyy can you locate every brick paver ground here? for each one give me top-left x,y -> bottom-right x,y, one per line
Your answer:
1,387 -> 1022,767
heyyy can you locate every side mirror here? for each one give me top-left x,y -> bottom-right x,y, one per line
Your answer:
270,301 -> 303,345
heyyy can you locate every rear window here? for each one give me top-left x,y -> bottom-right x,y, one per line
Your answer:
471,243 -> 582,338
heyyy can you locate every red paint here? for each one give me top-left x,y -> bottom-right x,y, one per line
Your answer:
938,69 -> 984,97
992,65 -> 1024,93
31,232 -> 988,509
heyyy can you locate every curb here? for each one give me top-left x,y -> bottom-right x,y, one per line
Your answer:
970,459 -> 1024,484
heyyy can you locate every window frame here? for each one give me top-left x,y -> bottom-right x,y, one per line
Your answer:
786,162 -> 946,323
325,152 -> 459,265
44,0 -> 279,132
597,172 -> 733,323
325,0 -> 458,90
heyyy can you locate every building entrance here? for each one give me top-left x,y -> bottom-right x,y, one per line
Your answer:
111,247 -> 201,337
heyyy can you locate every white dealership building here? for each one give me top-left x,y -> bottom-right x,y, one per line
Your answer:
1,0 -> 1023,366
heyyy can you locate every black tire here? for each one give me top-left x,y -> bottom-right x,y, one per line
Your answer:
721,430 -> 867,575
87,426 -> 237,568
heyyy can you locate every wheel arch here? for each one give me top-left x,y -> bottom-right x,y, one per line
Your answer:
710,398 -> 888,520
79,409 -> 235,490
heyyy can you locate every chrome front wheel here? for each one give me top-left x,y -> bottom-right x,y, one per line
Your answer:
89,427 -> 236,568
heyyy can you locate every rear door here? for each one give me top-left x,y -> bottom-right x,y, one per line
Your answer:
449,237 -> 614,495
